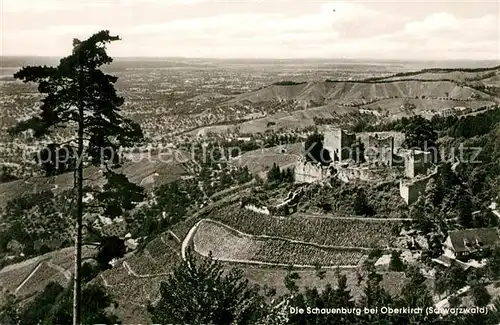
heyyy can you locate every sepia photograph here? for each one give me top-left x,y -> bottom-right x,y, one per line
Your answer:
0,0 -> 499,324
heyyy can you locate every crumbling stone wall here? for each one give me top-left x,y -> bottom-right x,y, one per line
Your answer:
294,160 -> 331,183
335,166 -> 398,183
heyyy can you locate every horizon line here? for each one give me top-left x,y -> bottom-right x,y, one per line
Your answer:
1,55 -> 499,62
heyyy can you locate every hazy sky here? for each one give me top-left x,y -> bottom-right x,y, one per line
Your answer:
1,0 -> 499,60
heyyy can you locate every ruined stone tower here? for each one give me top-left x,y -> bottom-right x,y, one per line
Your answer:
403,149 -> 432,179
323,127 -> 356,162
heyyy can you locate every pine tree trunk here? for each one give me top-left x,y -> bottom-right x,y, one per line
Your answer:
73,160 -> 83,325
73,88 -> 84,325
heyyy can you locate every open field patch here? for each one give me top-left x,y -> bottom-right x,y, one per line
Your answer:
232,143 -> 303,174
14,262 -> 69,298
0,245 -> 97,304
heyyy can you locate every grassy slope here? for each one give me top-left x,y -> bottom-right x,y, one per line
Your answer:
231,143 -> 303,175
227,80 -> 493,105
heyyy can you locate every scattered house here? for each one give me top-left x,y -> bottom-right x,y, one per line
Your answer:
374,254 -> 391,270
454,106 -> 469,113
125,238 -> 139,250
440,108 -> 455,117
442,227 -> 500,260
489,201 -> 500,219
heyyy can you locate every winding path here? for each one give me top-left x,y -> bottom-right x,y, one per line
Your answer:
122,261 -> 169,278
181,220 -> 203,260
14,263 -> 43,294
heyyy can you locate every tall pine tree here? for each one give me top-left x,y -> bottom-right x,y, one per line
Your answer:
12,30 -> 144,325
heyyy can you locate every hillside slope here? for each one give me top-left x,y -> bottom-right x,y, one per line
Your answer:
0,152 -> 189,208
366,65 -> 500,82
225,80 -> 495,107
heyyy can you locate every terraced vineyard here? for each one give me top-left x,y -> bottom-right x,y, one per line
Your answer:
194,220 -> 366,267
15,262 -> 69,298
208,205 -> 402,248
170,216 -> 199,239
0,245 -> 97,304
99,262 -> 168,308
0,260 -> 41,294
50,246 -> 99,271
126,237 -> 181,276
145,237 -> 180,260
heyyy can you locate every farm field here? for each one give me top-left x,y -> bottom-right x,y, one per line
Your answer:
480,74 -> 500,86
0,245 -> 97,304
103,265 -> 164,305
15,262 -> 69,298
0,259 -> 41,295
170,216 -> 199,240
0,153 -> 188,208
236,104 -> 357,133
98,262 -> 169,323
193,220 -> 366,267
145,236 -> 181,260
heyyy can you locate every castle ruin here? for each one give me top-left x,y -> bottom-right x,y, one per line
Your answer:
293,128 -> 434,205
